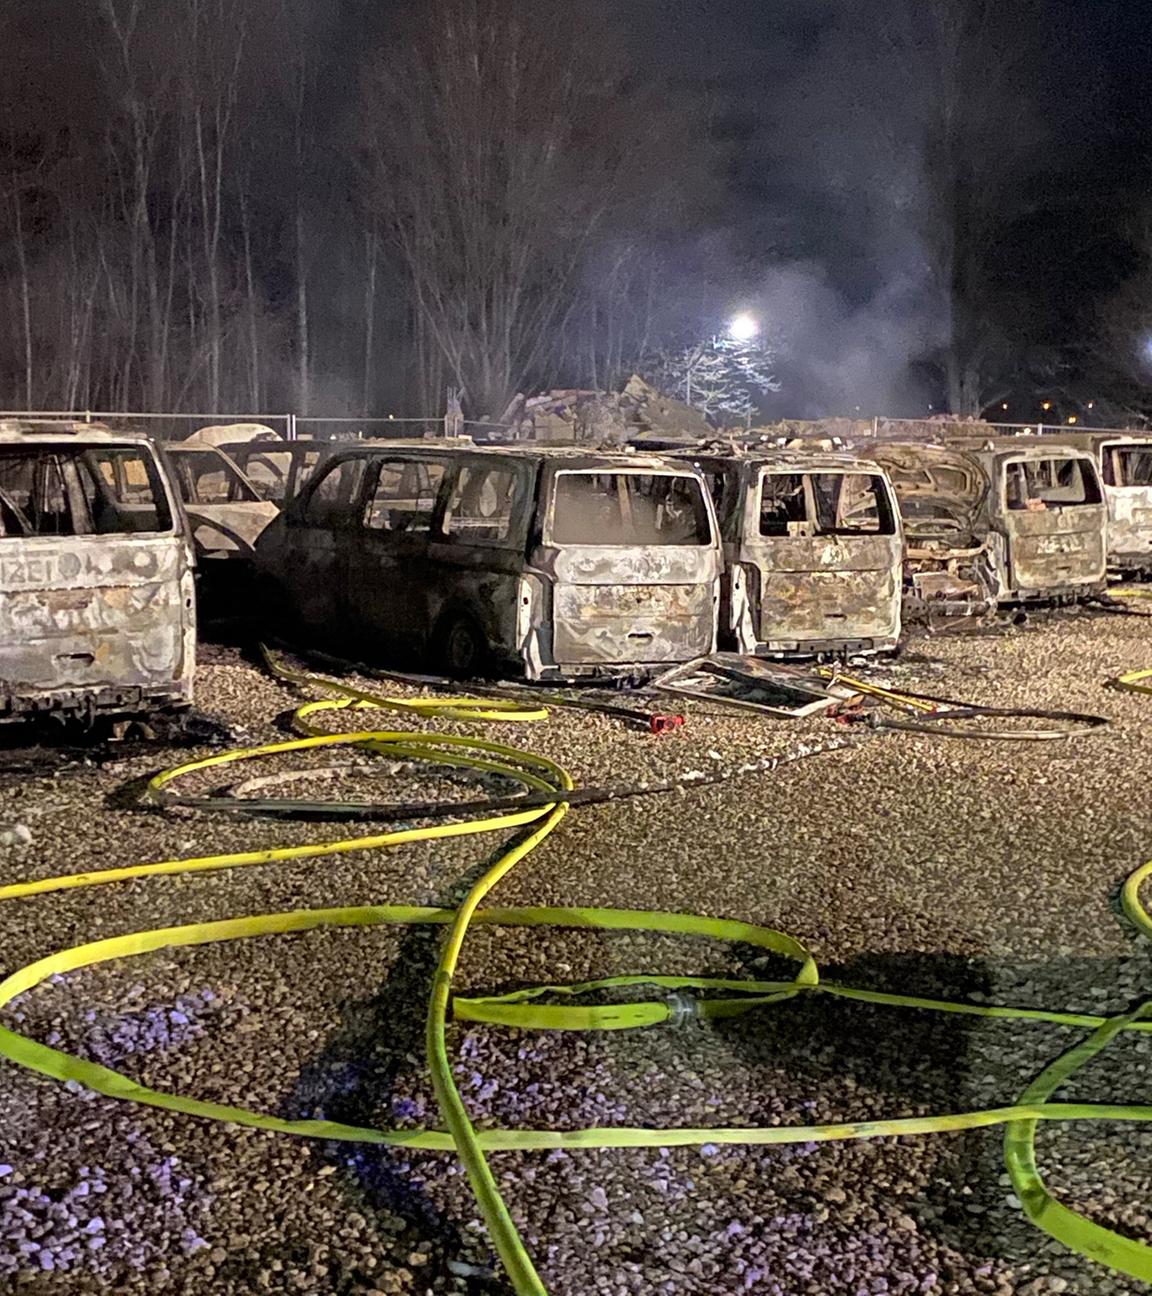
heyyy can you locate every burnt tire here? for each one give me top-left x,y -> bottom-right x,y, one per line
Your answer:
436,613 -> 489,679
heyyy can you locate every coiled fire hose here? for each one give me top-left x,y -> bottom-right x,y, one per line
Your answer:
0,653 -> 1149,1291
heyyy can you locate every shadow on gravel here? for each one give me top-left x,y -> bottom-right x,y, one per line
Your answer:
278,885 -> 1152,1292
716,945 -> 1152,1272
279,838 -> 524,1294
0,710 -> 234,786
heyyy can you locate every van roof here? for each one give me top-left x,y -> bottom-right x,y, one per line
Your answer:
675,446 -> 889,475
319,439 -> 691,472
0,420 -> 154,447
865,437 -> 1096,466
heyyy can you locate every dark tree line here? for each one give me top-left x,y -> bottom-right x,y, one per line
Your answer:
0,0 -> 721,419
0,0 -> 1148,421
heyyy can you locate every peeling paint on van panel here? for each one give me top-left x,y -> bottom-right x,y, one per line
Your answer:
757,569 -> 900,645
1006,507 -> 1108,592
0,446 -> 194,724
552,582 -> 714,664
1106,489 -> 1152,569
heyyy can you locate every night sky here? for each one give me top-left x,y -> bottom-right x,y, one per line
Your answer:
4,0 -> 1152,421
618,0 -> 1152,418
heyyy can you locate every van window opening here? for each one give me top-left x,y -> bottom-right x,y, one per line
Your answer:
170,450 -> 261,505
236,449 -> 320,503
365,460 -> 447,533
759,472 -> 895,537
1005,458 -> 1100,510
442,466 -> 519,544
302,458 -> 369,528
0,446 -> 173,538
549,472 -> 712,546
1104,446 -> 1152,488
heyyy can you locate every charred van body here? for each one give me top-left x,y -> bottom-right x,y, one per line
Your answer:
254,443 -> 723,680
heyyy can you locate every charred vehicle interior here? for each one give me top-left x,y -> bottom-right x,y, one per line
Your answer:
865,442 -> 998,615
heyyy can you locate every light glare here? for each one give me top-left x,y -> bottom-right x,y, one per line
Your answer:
728,313 -> 759,342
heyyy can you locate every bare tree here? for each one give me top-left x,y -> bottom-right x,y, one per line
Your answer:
361,0 -> 715,417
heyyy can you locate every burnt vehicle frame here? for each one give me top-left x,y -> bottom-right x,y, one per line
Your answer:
1094,434 -> 1152,576
871,439 -> 1108,608
0,422 -> 195,725
678,448 -> 904,658
955,431 -> 1152,579
864,441 -> 999,616
216,438 -> 332,507
943,439 -> 1109,602
255,442 -> 723,680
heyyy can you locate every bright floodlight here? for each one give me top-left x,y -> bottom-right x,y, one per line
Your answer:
728,313 -> 759,342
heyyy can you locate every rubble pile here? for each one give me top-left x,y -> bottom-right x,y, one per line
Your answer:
497,375 -> 712,445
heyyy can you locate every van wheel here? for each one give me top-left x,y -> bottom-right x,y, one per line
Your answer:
437,614 -> 489,679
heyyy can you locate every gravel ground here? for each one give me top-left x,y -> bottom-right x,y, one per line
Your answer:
1,611 -> 1151,1295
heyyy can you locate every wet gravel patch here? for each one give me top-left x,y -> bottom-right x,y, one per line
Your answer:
0,616 -> 1151,1292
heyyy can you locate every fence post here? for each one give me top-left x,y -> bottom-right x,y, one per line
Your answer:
286,413 -> 297,441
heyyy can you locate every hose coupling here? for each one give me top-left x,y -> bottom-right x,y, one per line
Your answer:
665,991 -> 699,1028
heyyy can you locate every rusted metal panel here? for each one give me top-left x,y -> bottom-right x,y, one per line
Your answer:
756,568 -> 901,645
551,580 -> 715,664
1107,488 -> 1152,571
1002,502 -> 1108,593
0,427 -> 195,723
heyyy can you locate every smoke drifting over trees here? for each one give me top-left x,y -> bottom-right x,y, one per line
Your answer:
0,0 -> 1147,420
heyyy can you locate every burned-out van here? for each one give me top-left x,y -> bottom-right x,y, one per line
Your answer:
865,442 -> 998,614
678,449 -> 904,656
985,432 -> 1152,578
881,439 -> 1107,603
255,443 -> 722,679
0,423 -> 194,724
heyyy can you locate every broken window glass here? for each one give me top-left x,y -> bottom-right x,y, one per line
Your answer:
549,472 -> 711,546
759,473 -> 808,535
759,472 -> 895,537
303,457 -> 369,528
1105,446 -> 1152,488
1005,459 -> 1100,509
233,448 -> 320,503
168,450 -> 261,506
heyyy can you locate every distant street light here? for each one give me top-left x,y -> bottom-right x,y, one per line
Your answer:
728,313 -> 759,343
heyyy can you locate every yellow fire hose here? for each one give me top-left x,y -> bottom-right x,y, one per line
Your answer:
0,652 -> 1150,1291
